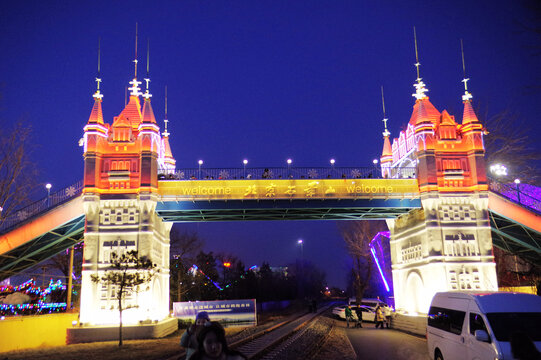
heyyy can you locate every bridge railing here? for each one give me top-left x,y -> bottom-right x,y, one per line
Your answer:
158,166 -> 417,181
0,180 -> 84,234
488,177 -> 541,214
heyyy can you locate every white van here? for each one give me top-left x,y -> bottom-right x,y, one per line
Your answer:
426,291 -> 541,360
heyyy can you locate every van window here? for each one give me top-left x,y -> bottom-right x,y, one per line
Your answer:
486,312 -> 541,341
428,306 -> 466,335
469,313 -> 489,338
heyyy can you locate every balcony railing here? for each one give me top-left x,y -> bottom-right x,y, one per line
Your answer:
488,177 -> 541,214
0,180 -> 84,234
158,166 -> 417,181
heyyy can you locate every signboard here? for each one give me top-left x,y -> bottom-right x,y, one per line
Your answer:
173,299 -> 257,326
159,179 -> 419,201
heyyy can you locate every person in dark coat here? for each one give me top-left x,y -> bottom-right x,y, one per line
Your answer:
354,307 -> 363,328
190,321 -> 247,360
180,311 -> 210,360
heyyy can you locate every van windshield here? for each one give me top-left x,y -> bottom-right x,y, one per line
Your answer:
486,313 -> 541,341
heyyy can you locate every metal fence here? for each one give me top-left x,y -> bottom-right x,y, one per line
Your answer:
488,177 -> 541,214
158,166 -> 417,181
0,180 -> 84,234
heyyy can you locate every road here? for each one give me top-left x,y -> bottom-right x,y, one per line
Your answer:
344,321 -> 430,360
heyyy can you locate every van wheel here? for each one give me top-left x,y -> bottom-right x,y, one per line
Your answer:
434,350 -> 444,360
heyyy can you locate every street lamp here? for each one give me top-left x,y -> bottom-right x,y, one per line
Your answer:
287,158 -> 292,178
297,239 -> 303,260
514,178 -> 521,203
243,159 -> 248,178
372,159 -> 379,178
198,160 -> 203,179
46,183 -> 52,207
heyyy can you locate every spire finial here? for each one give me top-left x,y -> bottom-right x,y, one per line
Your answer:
163,86 -> 170,137
143,38 -> 152,100
93,37 -> 103,100
412,26 -> 428,100
460,39 -> 472,102
129,23 -> 142,97
381,86 -> 390,137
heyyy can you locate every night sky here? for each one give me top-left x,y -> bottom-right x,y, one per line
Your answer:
1,1 -> 539,289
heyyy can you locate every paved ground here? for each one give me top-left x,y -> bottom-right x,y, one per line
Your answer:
344,321 -> 430,360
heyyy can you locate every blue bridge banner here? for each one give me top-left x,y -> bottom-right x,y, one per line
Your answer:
173,299 -> 257,326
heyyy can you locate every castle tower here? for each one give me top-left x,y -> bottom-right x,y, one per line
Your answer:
79,46 -> 175,325
383,43 -> 497,314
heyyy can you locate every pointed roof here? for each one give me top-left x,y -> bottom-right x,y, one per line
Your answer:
141,98 -> 157,124
163,136 -> 174,159
440,110 -> 456,126
382,136 -> 392,157
409,97 -> 440,127
88,98 -> 104,124
462,100 -> 479,125
120,95 -> 143,129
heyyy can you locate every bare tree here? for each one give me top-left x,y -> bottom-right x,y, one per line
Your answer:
482,109 -> 541,185
91,250 -> 156,346
0,120 -> 39,226
338,220 -> 387,304
169,228 -> 204,302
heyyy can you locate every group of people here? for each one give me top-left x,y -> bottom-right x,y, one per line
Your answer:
180,311 -> 247,360
344,304 -> 389,329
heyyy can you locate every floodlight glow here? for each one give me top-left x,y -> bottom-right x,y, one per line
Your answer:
287,159 -> 292,164
297,239 -> 303,244
490,164 -> 507,177
243,159 -> 248,165
198,160 -> 203,165
514,178 -> 521,184
373,159 -> 379,165
330,159 -> 335,165
46,183 -> 52,190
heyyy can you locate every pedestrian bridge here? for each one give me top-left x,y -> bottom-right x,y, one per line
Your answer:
0,169 -> 539,280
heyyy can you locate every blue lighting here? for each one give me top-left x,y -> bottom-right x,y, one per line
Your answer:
370,247 -> 390,292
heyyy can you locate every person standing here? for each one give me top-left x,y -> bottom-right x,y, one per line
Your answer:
354,307 -> 363,328
180,311 -> 211,360
345,305 -> 353,328
375,305 -> 385,329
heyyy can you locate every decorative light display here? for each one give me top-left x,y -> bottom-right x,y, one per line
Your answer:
0,279 -> 68,316
369,231 -> 392,293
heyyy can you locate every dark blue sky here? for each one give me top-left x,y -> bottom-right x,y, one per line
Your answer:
1,1 -> 539,289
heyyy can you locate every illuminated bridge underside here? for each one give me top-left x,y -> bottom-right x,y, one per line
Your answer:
0,215 -> 85,281
155,199 -> 421,222
488,192 -> 541,265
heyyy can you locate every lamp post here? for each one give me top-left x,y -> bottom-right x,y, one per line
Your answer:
46,183 -> 52,207
243,159 -> 248,178
372,159 -> 379,178
198,160 -> 203,179
287,158 -> 292,178
297,239 -> 304,298
514,178 -> 521,203
330,159 -> 335,178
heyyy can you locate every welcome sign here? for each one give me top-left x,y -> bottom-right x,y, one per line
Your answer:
159,179 -> 419,201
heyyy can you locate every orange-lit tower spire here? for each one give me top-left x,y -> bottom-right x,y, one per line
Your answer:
161,86 -> 176,173
380,86 -> 392,178
83,38 -> 108,190
139,38 -> 161,192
